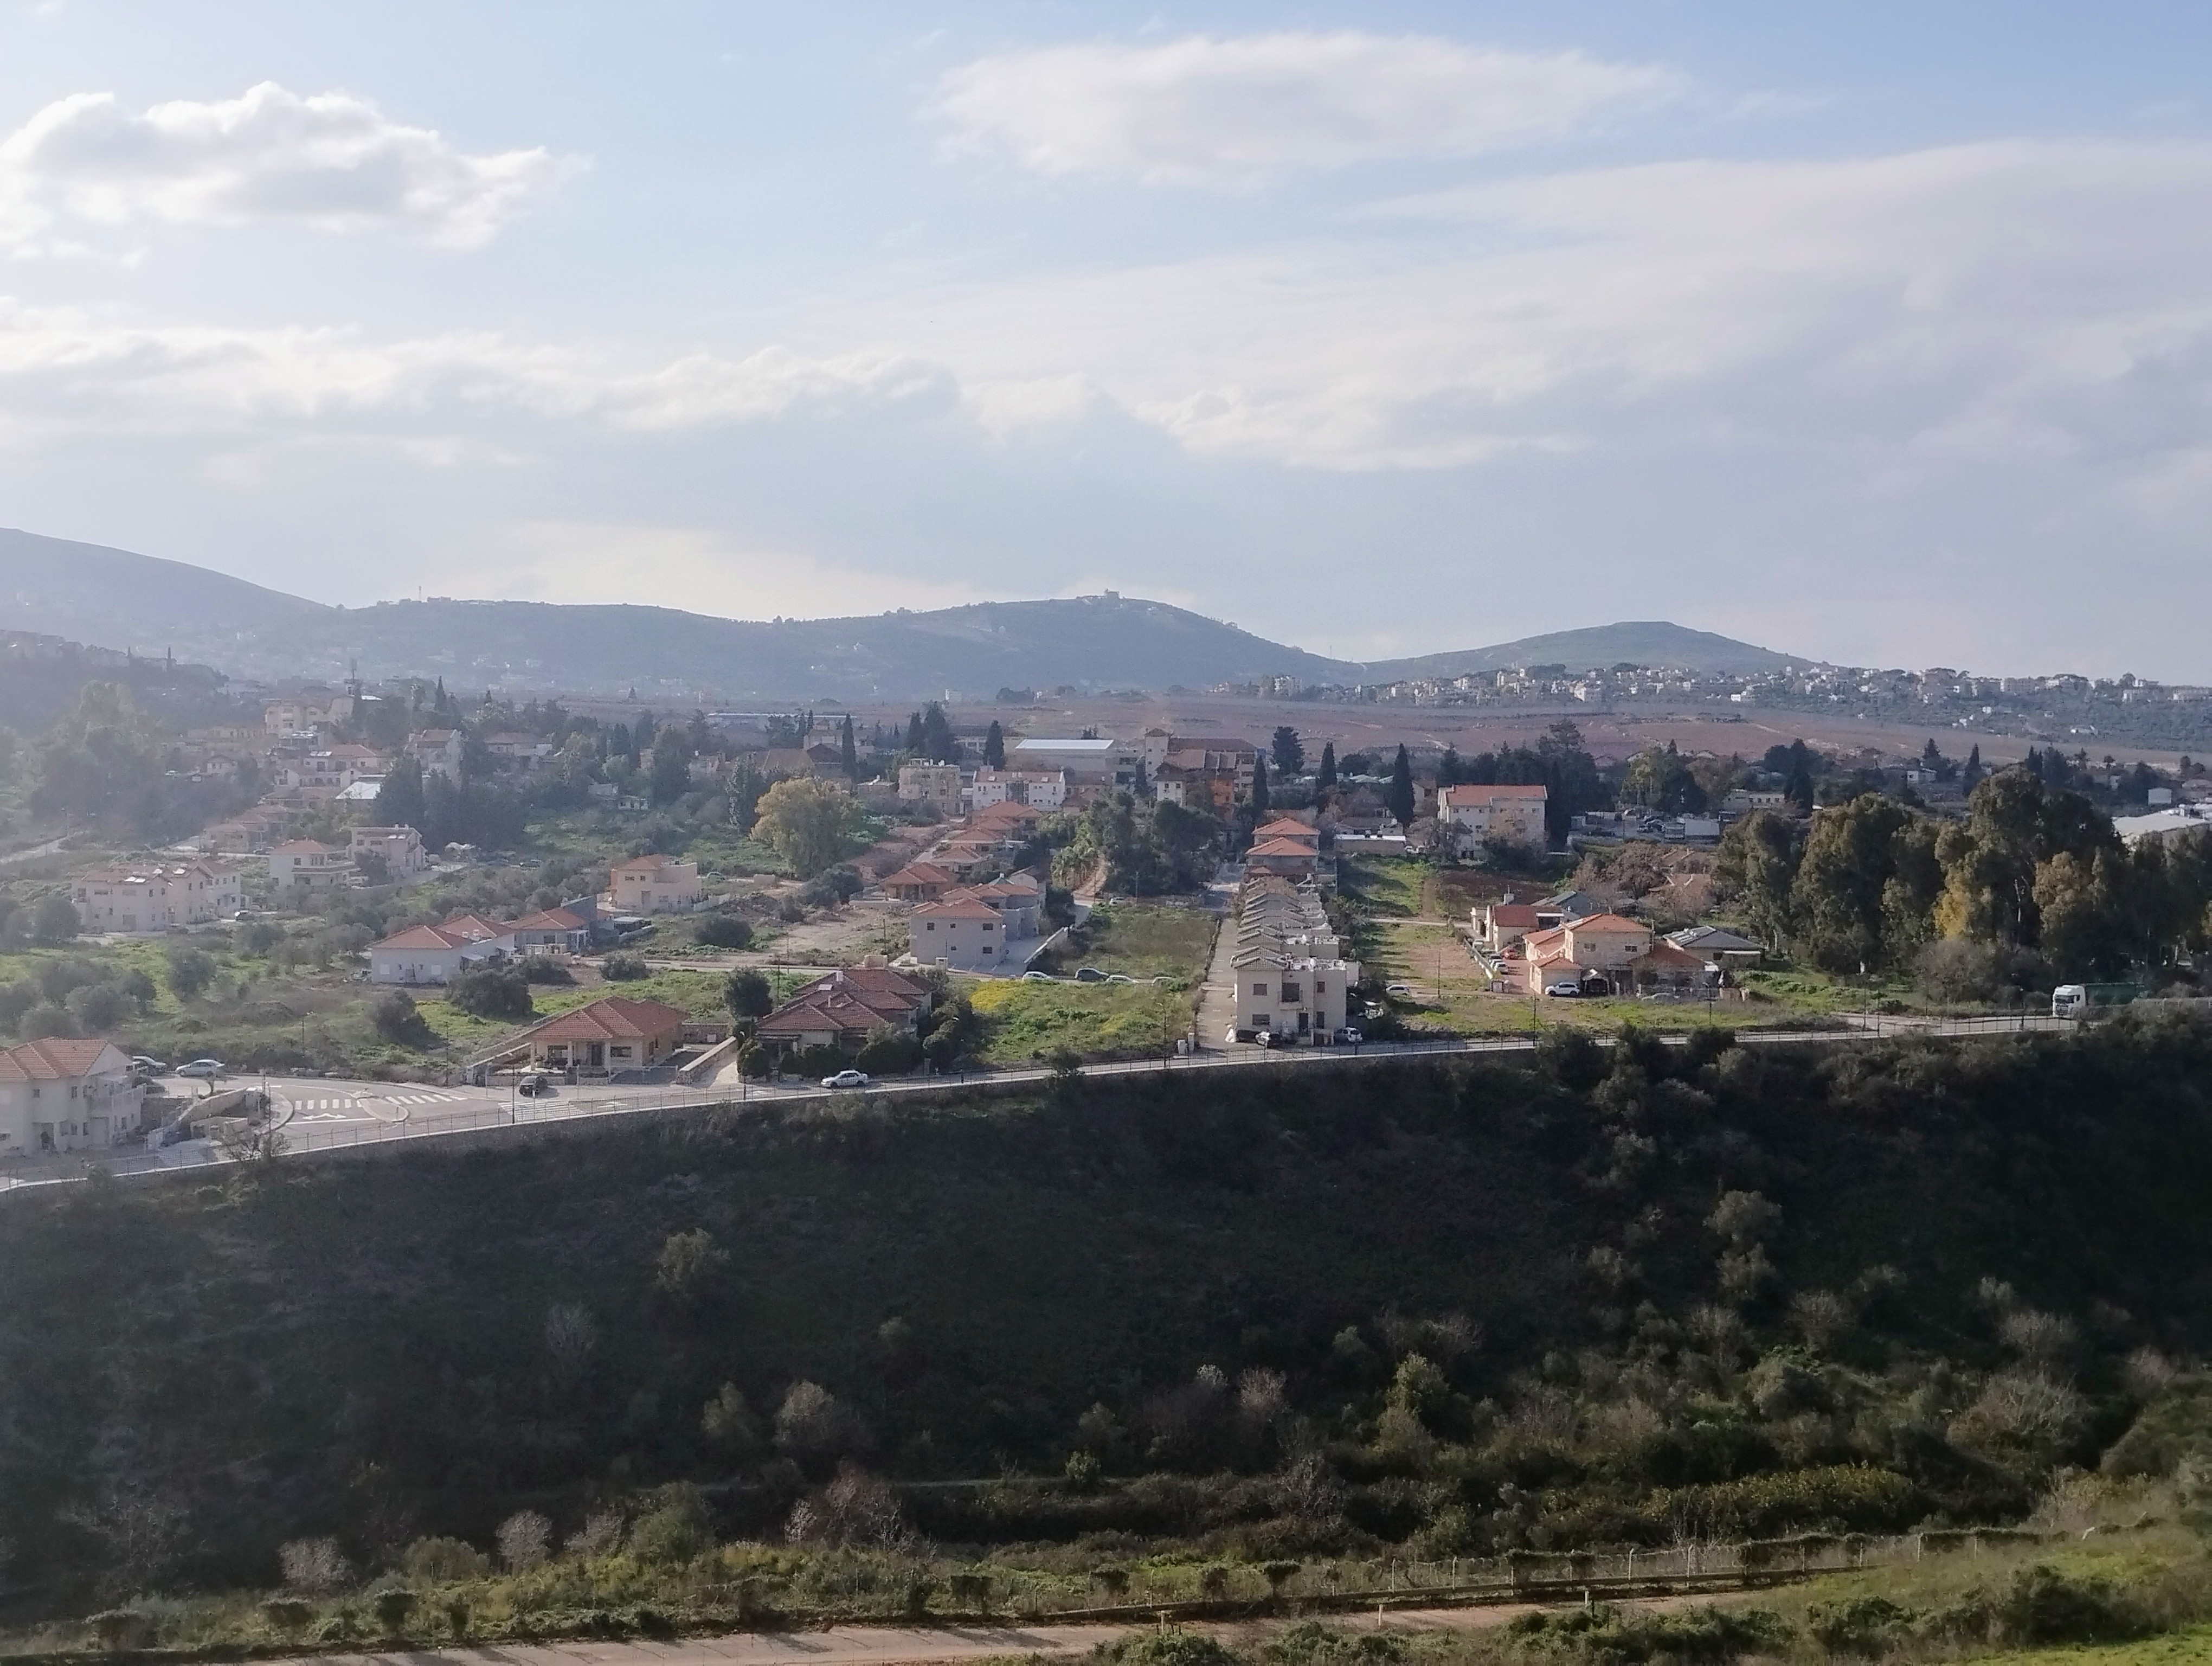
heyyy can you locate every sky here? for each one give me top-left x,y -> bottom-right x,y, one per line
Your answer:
3,3 -> 2212,677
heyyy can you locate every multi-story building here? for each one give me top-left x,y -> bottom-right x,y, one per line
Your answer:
608,855 -> 702,914
70,860 -> 241,933
349,825 -> 430,881
268,840 -> 354,893
0,1039 -> 146,1155
1440,783 -> 1549,849
897,762 -> 964,813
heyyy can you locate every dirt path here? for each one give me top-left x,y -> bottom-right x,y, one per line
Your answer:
260,1600 -> 1660,1666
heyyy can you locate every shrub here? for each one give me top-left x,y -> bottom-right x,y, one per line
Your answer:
401,1535 -> 490,1582
446,963 -> 533,1020
565,1509 -> 625,1559
371,1588 -> 416,1635
523,959 -> 575,984
854,1024 -> 921,1076
627,1483 -> 711,1564
260,1598 -> 313,1637
64,981 -> 128,1031
695,914 -> 754,950
33,895 -> 79,942
87,1610 -> 149,1650
653,1228 -> 729,1305
0,981 -> 33,1033
1805,1595 -> 1913,1657
601,952 -> 649,981
279,1536 -> 352,1593
1261,1623 -> 1404,1666
165,946 -> 216,999
1104,1631 -> 1238,1666
775,1380 -> 866,1468
18,1000 -> 74,1039
725,968 -> 773,1018
370,989 -> 431,1045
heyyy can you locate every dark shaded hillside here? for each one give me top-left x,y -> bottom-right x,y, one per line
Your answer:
3,1016 -> 2210,1612
0,631 -> 237,738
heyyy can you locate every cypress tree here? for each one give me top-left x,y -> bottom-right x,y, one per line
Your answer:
1387,744 -> 1415,828
1317,741 -> 1337,789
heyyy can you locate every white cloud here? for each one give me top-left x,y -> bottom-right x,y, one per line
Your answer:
0,81 -> 577,251
931,33 -> 1683,185
0,298 -> 950,438
475,521 -> 992,619
867,140 -> 2212,471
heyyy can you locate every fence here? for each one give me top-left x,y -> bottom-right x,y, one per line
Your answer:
0,1014 -> 2081,1197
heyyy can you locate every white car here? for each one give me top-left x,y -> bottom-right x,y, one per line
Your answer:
1385,983 -> 1416,997
1021,970 -> 1054,982
1105,973 -> 1137,985
175,1058 -> 228,1080
820,1069 -> 870,1090
1544,981 -> 1584,998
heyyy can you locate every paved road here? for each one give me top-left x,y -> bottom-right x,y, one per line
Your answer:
258,1599 -> 1657,1666
1,1011 -> 2072,1192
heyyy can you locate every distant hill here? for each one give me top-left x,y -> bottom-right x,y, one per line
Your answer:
0,530 -> 1347,699
0,530 -> 1804,697
1366,621 -> 1801,681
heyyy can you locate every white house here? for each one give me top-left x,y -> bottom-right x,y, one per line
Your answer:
1440,783 -> 1549,849
350,825 -> 430,881
366,913 -> 516,984
910,893 -> 1009,967
0,1039 -> 146,1155
608,855 -> 702,913
268,840 -> 354,893
72,860 -> 241,932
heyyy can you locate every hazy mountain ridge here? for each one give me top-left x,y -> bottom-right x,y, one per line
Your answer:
0,528 -> 1795,698
1365,621 -> 1801,681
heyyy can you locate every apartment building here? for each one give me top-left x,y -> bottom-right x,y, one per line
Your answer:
71,860 -> 241,933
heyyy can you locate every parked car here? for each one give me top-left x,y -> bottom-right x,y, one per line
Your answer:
128,1055 -> 169,1074
516,1073 -> 551,1098
1253,1030 -> 1274,1048
175,1058 -> 227,1080
1336,1028 -> 1363,1045
1105,973 -> 1137,985
1385,982 -> 1416,997
1021,970 -> 1054,982
1544,981 -> 1584,998
820,1069 -> 870,1090
1075,966 -> 1106,983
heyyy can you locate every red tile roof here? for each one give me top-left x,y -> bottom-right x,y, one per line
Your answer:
507,908 -> 586,933
0,1039 -> 120,1082
914,892 -> 1001,920
1488,904 -> 1541,926
1249,837 -> 1321,860
1255,817 -> 1320,840
526,997 -> 687,1044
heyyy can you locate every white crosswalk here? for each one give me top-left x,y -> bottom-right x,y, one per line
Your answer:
278,1090 -> 474,1113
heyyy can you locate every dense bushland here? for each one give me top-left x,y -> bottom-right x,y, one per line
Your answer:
2,1013 -> 2209,1624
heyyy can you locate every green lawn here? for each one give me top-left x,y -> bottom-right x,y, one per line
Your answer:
1959,1629 -> 2212,1665
968,977 -> 1194,1062
1051,901 -> 1217,982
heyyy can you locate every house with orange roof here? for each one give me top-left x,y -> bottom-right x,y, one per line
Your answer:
516,996 -> 690,1075
1247,836 -> 1321,881
0,1038 -> 145,1155
880,861 -> 961,902
1520,912 -> 1654,994
911,890 -> 1011,967
506,907 -> 591,956
367,913 -> 517,984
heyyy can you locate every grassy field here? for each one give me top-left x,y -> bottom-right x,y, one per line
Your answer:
1048,901 -> 1217,982
1960,1629 -> 2212,1664
967,976 -> 1194,1061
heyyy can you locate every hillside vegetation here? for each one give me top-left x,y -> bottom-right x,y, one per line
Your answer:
2,1015 -> 2209,1634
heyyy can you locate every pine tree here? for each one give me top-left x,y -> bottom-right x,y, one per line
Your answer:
1387,744 -> 1416,828
1317,741 -> 1337,789
1251,755 -> 1270,817
905,711 -> 925,754
983,720 -> 1005,768
1963,744 -> 1984,793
